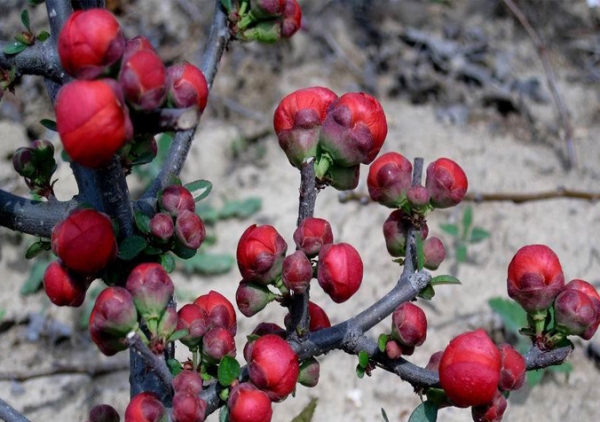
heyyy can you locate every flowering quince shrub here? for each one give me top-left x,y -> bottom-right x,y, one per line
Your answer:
0,2 -> 592,422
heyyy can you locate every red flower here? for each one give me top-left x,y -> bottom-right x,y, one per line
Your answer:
293,217 -> 334,257
367,152 -> 413,208
317,243 -> 363,303
307,301 -> 331,331
125,263 -> 174,320
55,79 -> 132,168
498,343 -> 526,391
423,237 -> 446,271
237,225 -> 288,284
507,244 -> 565,313
160,185 -> 195,216
564,279 -> 600,339
282,250 -> 313,293
51,209 -> 117,274
425,158 -> 468,208
202,327 -> 236,364
43,260 -> 89,307
236,281 -> 273,317
471,390 -> 507,422
176,304 -> 209,349
166,62 -> 209,111
119,49 -> 167,110
172,392 -> 206,422
173,370 -> 203,395
281,0 -> 302,38
124,392 -> 167,422
439,329 -> 501,408
174,210 -> 206,250
194,290 -> 237,335
554,289 -> 597,337
227,383 -> 273,422
58,9 -> 125,79
391,302 -> 427,348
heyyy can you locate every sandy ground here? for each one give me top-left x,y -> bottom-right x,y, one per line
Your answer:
1,1 -> 600,421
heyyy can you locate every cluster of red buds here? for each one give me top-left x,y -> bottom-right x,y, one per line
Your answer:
229,0 -> 303,43
54,8 -> 209,169
507,244 -> 600,346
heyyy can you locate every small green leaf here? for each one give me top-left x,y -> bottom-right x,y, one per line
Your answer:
219,406 -> 229,422
220,0 -> 233,12
548,362 -> 573,373
182,252 -> 235,275
290,398 -> 317,422
25,241 -> 50,259
378,334 -> 389,353
356,365 -> 365,379
21,10 -> 31,31
218,356 -> 241,387
3,41 -> 27,55
456,243 -> 468,263
185,179 -> 212,202
167,358 -> 184,377
430,275 -> 461,286
167,328 -> 189,343
165,172 -> 182,187
172,243 -> 197,260
160,253 -> 176,273
15,33 -> 32,45
219,197 -> 262,219
439,223 -> 459,238
358,350 -> 369,368
117,235 -> 147,260
408,401 -> 438,422
134,211 -> 152,234
416,235 -> 425,271
381,408 -> 390,422
418,284 -> 436,300
40,119 -> 57,131
143,245 -> 163,255
488,297 -> 528,335
37,30 -> 50,42
20,258 -> 51,295
527,369 -> 545,387
469,227 -> 490,243
462,205 -> 473,238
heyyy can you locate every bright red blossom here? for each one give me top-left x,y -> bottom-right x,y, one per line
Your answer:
124,392 -> 167,422
425,158 -> 468,208
194,290 -> 237,335
166,63 -> 209,111
227,383 -> 273,422
237,225 -> 288,284
43,260 -> 89,307
367,152 -> 413,208
317,243 -> 363,303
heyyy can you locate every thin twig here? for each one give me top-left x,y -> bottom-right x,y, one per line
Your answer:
125,332 -> 173,394
0,398 -> 31,422
0,41 -> 64,83
0,359 -> 129,382
501,0 -> 576,168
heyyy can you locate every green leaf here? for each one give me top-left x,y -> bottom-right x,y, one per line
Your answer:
469,227 -> 490,243
134,211 -> 152,234
185,179 -> 212,203
430,275 -> 461,286
356,365 -> 365,379
218,356 -> 241,387
117,235 -> 147,260
439,223 -> 459,238
358,350 -> 369,368
3,41 -> 27,55
143,245 -> 163,256
416,234 -> 425,271
40,119 -> 57,131
290,398 -> 317,422
160,253 -> 176,273
408,401 -> 438,422
14,33 -> 32,45
79,286 -> 104,329
182,252 -> 235,275
21,10 -> 31,31
25,240 -> 50,259
548,362 -> 573,373
378,334 -> 389,353
220,0 -> 233,12
172,243 -> 197,260
167,328 -> 189,343
527,369 -> 545,387
462,205 -> 473,238
418,284 -> 436,300
488,297 -> 528,335
37,30 -> 50,42
219,406 -> 229,422
167,358 -> 184,377
381,408 -> 390,422
20,258 -> 51,295
456,243 -> 467,263
219,197 -> 262,219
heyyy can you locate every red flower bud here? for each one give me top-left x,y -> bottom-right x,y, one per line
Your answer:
55,79 -> 132,168
51,208 -> 117,274
423,237 -> 446,271
317,243 -> 363,303
124,392 -> 167,422
407,185 -> 430,211
282,250 -> 313,294
293,217 -> 334,257
202,327 -> 236,364
172,392 -> 207,422
243,322 -> 286,363
126,263 -> 174,320
173,370 -> 203,395
156,306 -> 178,341
88,404 -> 120,422
439,329 -> 501,408
119,49 -> 167,111
166,63 -> 209,111
425,158 -> 468,209
382,210 -> 428,258
124,36 -> 156,57
12,147 -> 37,178
367,152 -> 413,208
175,210 -> 206,250
385,340 -> 403,359
471,390 -> 507,422
89,287 -> 138,355
160,185 -> 195,216
149,212 -> 175,242
176,304 -> 209,349
236,281 -> 273,317
273,86 -> 338,168
391,302 -> 427,348
425,351 -> 444,372
565,279 -> 600,339
227,383 -> 273,422
307,301 -> 331,331
554,289 -> 597,337
320,92 -> 387,166
43,260 -> 89,307
58,9 -> 125,79
237,224 -> 288,285
281,0 -> 302,38
324,163 -> 360,191
297,357 -> 320,387
497,343 -> 525,391
248,334 -> 299,401
193,290 -> 237,335
507,245 -> 565,313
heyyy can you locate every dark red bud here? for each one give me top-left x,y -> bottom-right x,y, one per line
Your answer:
293,217 -> 334,257
194,290 -> 237,335
173,370 -> 203,395
423,237 -> 446,270
160,185 -> 195,216
498,343 -> 526,391
236,224 -> 288,285
202,327 -> 236,364
172,392 -> 207,422
149,213 -> 174,242
391,302 -> 427,348
236,281 -> 273,317
126,263 -> 175,321
471,390 -> 507,422
166,62 -> 209,111
298,357 -> 320,387
175,210 -> 206,250
176,304 -> 209,349
425,158 -> 468,209
282,250 -> 313,294
88,404 -> 120,422
227,383 -> 273,422
367,152 -> 413,208
124,392 -> 167,422
119,49 -> 167,111
317,243 -> 363,303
